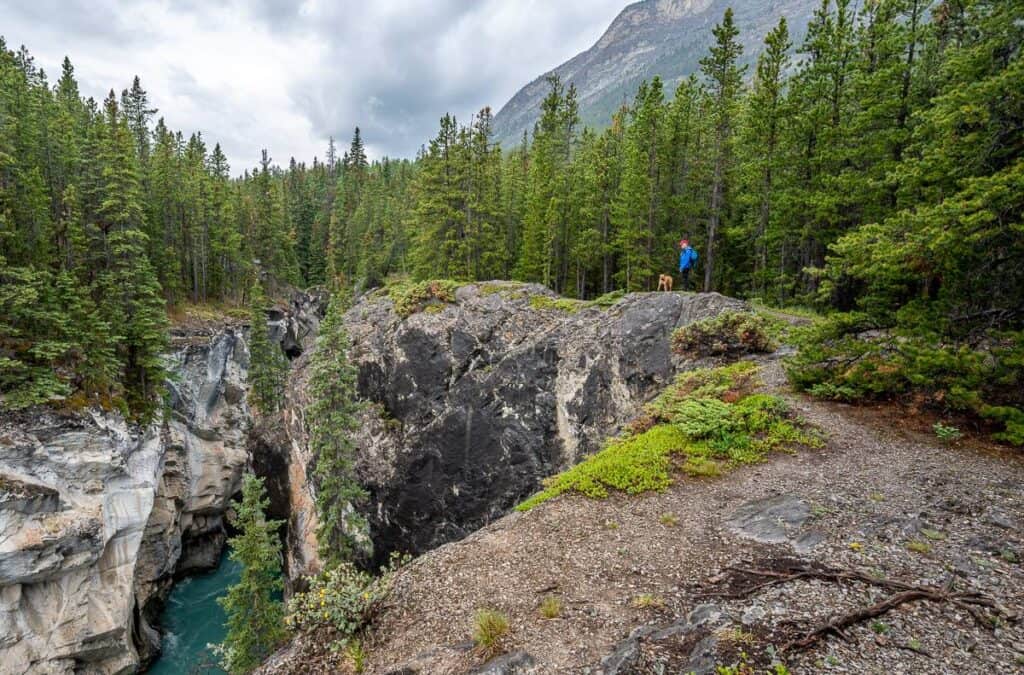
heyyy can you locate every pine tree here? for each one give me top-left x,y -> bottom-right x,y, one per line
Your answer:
699,8 -> 746,291
308,292 -> 369,567
736,17 -> 791,296
247,278 -> 288,413
218,474 -> 287,675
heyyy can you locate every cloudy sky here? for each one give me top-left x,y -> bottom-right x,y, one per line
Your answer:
2,0 -> 627,172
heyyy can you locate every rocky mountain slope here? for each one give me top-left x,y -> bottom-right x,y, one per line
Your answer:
492,0 -> 817,146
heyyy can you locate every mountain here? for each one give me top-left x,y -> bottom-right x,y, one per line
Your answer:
492,0 -> 819,146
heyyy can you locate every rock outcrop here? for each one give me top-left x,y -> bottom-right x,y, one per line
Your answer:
340,283 -> 745,562
0,329 -> 251,674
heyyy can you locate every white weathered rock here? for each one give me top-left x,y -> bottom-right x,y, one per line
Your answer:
0,328 -> 253,674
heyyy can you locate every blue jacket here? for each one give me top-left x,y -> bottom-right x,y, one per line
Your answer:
679,246 -> 698,271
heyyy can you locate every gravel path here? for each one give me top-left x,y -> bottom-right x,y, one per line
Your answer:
264,352 -> 1024,674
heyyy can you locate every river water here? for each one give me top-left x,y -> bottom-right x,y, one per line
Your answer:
147,551 -> 241,675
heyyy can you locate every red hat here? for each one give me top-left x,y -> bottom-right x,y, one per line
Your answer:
680,239 -> 689,247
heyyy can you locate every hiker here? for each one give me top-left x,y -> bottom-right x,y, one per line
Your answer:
678,239 -> 698,290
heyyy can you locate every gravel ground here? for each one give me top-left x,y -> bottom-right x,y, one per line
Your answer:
261,353 -> 1024,674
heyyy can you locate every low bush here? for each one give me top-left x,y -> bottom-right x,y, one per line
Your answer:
672,311 -> 774,358
786,314 -> 1024,445
386,279 -> 460,317
287,553 -> 408,647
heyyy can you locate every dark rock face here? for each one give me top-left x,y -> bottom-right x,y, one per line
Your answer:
343,283 -> 746,561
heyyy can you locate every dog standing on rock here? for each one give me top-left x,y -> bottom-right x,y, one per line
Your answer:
658,274 -> 674,292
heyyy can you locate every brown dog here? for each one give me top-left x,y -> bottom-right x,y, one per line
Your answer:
657,274 -> 674,292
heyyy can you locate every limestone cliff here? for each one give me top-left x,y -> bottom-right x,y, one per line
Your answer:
0,329 -> 251,674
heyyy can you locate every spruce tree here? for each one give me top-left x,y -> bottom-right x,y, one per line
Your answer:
308,292 -> 368,567
247,278 -> 288,413
736,17 -> 791,296
699,8 -> 746,291
218,474 -> 287,675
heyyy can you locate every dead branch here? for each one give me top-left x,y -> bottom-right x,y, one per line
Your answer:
701,560 -> 1013,654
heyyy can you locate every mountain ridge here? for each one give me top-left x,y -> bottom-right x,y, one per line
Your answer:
492,0 -> 818,146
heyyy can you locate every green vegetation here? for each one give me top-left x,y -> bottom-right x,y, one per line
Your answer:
307,292 -> 369,566
787,317 -> 1024,445
932,422 -> 963,444
632,594 -> 665,610
517,363 -> 818,511
538,596 -> 562,619
528,294 -> 589,313
385,278 -> 460,317
472,609 -> 510,656
286,554 -> 406,647
4,2 -> 1020,434
247,279 -> 288,414
659,512 -> 679,527
217,475 -> 287,675
672,311 -> 774,358
906,540 -> 932,555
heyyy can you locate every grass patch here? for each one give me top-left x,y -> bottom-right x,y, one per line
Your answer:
658,512 -> 679,527
527,289 -> 629,314
538,596 -> 562,619
906,539 -> 932,554
517,362 -> 819,511
472,609 -> 510,657
528,294 -> 590,313
632,594 -> 665,610
385,278 -> 460,317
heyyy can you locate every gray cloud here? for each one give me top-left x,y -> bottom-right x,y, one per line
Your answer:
0,0 -> 626,170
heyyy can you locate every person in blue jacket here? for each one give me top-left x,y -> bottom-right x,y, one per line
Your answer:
678,239 -> 698,290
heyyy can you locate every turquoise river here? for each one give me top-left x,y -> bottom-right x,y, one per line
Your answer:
147,551 -> 241,674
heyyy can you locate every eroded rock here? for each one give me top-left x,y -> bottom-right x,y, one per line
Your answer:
340,284 -> 747,562
0,328 -> 253,674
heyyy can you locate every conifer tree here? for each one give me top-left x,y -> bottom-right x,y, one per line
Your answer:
699,8 -> 746,291
218,473 -> 287,675
736,17 -> 791,296
247,278 -> 288,413
308,291 -> 368,567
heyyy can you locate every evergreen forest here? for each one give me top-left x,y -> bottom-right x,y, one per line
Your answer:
1,0 -> 1021,439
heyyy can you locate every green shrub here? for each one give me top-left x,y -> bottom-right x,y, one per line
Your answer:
472,609 -> 510,656
932,422 -> 962,443
672,311 -> 774,357
787,315 -> 1024,445
386,279 -> 460,317
591,289 -> 627,308
287,553 -> 407,643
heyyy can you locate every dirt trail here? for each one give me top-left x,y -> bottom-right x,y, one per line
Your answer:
266,352 -> 1024,674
